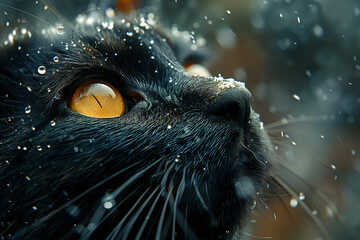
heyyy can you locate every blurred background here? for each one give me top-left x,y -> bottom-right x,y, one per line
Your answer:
162,0 -> 360,239
1,0 -> 359,239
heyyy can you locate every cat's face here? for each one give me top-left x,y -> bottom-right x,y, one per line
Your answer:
0,2 -> 271,239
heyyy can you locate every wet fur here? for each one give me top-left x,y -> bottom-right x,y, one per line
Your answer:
0,1 -> 274,239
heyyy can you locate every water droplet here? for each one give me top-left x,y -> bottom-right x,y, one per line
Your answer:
38,66 -> 46,75
108,22 -> 114,30
57,25 -> 65,35
167,125 -> 172,129
293,94 -> 301,101
25,176 -> 31,180
331,164 -> 336,170
50,120 -> 56,126
53,56 -> 59,62
326,206 -> 335,218
312,209 -> 318,215
25,105 -> 31,114
351,149 -> 356,156
251,201 -> 257,210
73,146 -> 79,153
313,25 -> 324,37
105,8 -> 115,18
44,5 -> 48,10
290,198 -> 298,208
297,17 -> 301,24
32,206 -> 37,210
23,146 -> 27,151
37,145 -> 42,151
53,93 -> 60,100
291,141 -> 296,146
27,86 -> 32,92
320,135 -> 324,139
299,192 -> 305,200
226,10 -> 231,15
103,200 -> 115,209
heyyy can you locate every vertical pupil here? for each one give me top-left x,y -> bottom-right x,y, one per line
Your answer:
76,83 -> 116,107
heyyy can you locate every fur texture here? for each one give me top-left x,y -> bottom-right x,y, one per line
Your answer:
0,1 -> 273,239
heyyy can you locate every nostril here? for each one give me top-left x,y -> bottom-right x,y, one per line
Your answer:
210,86 -> 252,129
216,102 -> 241,119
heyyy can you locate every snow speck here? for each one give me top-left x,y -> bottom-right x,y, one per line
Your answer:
25,105 -> 31,114
293,94 -> 301,101
351,149 -> 356,156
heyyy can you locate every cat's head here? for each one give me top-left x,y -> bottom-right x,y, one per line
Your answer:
0,1 -> 272,239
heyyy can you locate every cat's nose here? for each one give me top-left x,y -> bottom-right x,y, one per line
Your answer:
210,80 -> 252,129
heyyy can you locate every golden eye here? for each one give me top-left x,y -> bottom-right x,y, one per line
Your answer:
70,81 -> 126,118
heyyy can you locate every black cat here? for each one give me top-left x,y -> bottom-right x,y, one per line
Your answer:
0,1 -> 273,239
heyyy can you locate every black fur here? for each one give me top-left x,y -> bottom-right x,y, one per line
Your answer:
0,1 -> 272,239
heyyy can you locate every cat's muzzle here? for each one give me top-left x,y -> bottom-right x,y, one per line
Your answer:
210,79 -> 252,131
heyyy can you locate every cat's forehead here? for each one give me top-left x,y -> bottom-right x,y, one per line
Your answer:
2,10 -> 175,62
2,10 -> 191,90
